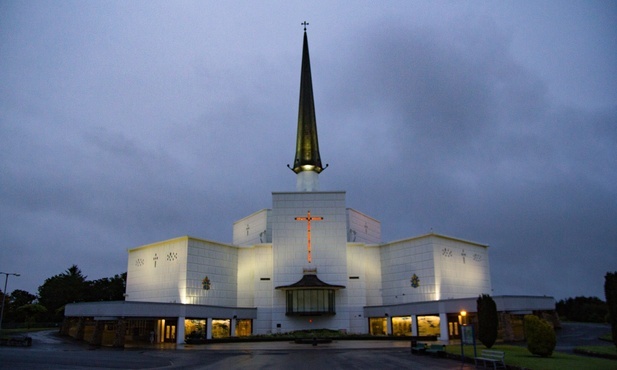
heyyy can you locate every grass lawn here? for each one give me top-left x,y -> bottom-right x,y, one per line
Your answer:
575,345 -> 617,357
447,344 -> 617,370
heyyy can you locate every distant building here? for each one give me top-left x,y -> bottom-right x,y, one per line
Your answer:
64,29 -> 555,347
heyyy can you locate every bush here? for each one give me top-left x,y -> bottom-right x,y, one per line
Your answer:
524,315 -> 556,357
605,272 -> 617,350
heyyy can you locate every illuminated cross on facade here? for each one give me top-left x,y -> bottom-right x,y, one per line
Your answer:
294,210 -> 323,263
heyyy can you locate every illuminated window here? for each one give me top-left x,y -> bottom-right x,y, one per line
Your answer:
212,319 -> 231,338
392,316 -> 412,336
185,319 -> 206,341
235,319 -> 252,336
417,315 -> 440,337
369,317 -> 387,335
285,289 -> 336,315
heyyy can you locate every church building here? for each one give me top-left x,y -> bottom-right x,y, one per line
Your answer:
64,29 -> 555,347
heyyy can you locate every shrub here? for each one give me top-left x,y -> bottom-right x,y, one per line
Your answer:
477,294 -> 498,348
605,272 -> 617,350
524,315 -> 556,357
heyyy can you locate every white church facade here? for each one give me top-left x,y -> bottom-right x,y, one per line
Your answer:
64,29 -> 555,347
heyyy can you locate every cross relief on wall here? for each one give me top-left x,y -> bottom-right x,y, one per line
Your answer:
294,210 -> 323,263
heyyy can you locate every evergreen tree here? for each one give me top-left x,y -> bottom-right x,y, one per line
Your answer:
86,273 -> 126,301
605,272 -> 617,349
38,265 -> 88,322
476,294 -> 498,348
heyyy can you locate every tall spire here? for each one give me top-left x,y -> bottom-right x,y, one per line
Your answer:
289,24 -> 327,191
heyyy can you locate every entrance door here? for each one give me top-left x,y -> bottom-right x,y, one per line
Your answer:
447,315 -> 461,339
164,322 -> 176,343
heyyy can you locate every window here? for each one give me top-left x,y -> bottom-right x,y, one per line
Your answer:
285,289 -> 336,315
212,319 -> 230,338
417,315 -> 440,337
392,316 -> 412,336
235,319 -> 252,336
369,317 -> 387,335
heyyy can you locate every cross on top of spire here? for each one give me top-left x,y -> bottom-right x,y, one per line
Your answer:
301,21 -> 309,31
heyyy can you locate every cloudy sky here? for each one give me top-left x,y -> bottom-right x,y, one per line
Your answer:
1,1 -> 615,301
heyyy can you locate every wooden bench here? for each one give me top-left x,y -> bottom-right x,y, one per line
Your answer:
425,344 -> 446,356
411,342 -> 427,354
475,350 -> 505,369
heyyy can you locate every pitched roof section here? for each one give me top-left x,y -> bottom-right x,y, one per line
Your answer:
290,30 -> 326,174
275,270 -> 345,290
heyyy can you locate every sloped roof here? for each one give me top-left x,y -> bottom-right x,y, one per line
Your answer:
275,273 -> 345,290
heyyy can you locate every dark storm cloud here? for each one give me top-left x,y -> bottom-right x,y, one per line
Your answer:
322,21 -> 617,299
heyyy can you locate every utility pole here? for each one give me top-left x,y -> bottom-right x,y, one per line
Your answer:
0,272 -> 20,332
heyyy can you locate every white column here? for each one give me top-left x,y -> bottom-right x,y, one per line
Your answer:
206,318 -> 213,339
439,313 -> 449,343
157,320 -> 164,344
176,317 -> 185,345
230,318 -> 237,337
296,171 -> 319,191
411,315 -> 418,336
386,316 -> 392,335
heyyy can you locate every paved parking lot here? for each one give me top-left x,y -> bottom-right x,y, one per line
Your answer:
2,321 -> 607,369
0,331 -> 475,370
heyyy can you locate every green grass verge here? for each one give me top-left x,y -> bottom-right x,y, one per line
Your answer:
574,345 -> 617,359
600,333 -> 613,342
446,344 -> 617,370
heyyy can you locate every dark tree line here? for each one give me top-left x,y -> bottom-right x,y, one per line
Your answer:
1,265 -> 126,324
556,296 -> 608,323
605,272 -> 617,349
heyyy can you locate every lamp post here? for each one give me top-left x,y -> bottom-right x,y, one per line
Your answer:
0,272 -> 20,332
459,309 -> 476,363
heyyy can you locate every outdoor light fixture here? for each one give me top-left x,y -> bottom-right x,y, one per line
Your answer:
0,272 -> 20,332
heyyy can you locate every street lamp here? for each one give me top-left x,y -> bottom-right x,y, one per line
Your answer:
459,309 -> 476,362
0,272 -> 20,332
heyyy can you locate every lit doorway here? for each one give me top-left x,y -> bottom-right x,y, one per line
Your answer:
164,322 -> 176,343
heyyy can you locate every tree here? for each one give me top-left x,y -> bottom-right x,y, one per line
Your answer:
38,265 -> 88,322
86,273 -> 126,302
524,315 -> 556,357
8,290 -> 37,323
556,296 -> 607,322
477,294 -> 498,348
605,272 -> 617,350
16,304 -> 47,328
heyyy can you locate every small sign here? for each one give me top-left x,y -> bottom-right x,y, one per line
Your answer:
461,325 -> 474,344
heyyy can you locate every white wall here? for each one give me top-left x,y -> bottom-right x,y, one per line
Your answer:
346,243 -> 378,333
237,244 -> 274,334
271,191 -> 350,333
380,237 -> 437,305
379,234 -> 492,305
233,209 -> 271,246
125,236 -> 241,307
346,208 -> 381,244
185,238 -> 239,306
432,238 -> 492,299
126,237 -> 189,303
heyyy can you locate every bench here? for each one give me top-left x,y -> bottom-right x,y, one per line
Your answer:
425,344 -> 446,356
475,350 -> 505,369
411,342 -> 427,354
